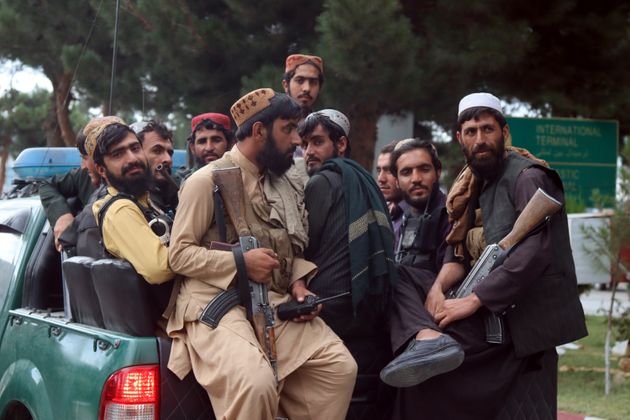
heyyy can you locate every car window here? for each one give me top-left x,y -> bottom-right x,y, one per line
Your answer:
0,206 -> 31,306
0,230 -> 23,306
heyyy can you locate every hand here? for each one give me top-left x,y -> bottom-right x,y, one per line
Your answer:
434,293 -> 482,329
425,282 -> 446,320
53,213 -> 74,252
242,248 -> 280,284
289,279 -> 322,322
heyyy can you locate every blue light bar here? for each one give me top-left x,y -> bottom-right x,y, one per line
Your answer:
13,148 -> 81,178
13,147 -> 188,179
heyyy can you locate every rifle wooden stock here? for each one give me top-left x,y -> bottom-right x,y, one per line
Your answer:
212,166 -> 279,382
212,167 -> 250,236
498,188 -> 562,250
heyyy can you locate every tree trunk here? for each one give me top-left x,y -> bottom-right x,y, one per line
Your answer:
55,71 -> 76,147
0,134 -> 11,194
45,90 -> 63,147
348,103 -> 378,171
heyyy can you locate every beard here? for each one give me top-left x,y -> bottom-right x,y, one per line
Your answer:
106,160 -> 151,197
257,133 -> 296,176
463,135 -> 506,180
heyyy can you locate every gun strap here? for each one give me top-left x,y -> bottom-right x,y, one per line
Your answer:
213,186 -> 227,242
233,245 -> 253,320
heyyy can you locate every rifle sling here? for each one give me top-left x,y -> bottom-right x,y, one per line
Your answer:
233,245 -> 254,321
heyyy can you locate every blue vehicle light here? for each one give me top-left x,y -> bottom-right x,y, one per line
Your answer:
13,147 -> 188,179
13,148 -> 81,178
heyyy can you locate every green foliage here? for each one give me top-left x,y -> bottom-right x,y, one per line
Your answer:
558,316 -> 630,420
0,89 -> 50,152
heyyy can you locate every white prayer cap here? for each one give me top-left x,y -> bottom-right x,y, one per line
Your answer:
458,92 -> 503,116
309,109 -> 350,137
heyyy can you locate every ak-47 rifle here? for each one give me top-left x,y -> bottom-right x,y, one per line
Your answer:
155,163 -> 180,192
447,187 -> 563,343
211,166 -> 278,381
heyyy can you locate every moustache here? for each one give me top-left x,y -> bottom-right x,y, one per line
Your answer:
410,184 -> 428,193
122,161 -> 146,175
472,144 -> 494,154
298,94 -> 313,100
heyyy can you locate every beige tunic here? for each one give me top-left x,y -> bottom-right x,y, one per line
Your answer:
167,146 -> 356,420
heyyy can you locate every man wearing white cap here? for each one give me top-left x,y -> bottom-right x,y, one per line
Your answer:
300,109 -> 397,420
381,93 -> 587,419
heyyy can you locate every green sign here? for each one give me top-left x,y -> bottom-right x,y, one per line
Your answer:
506,117 -> 618,209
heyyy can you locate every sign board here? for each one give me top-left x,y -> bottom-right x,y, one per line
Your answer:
506,117 -> 618,209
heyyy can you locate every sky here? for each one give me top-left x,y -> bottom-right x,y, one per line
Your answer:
0,60 -> 52,94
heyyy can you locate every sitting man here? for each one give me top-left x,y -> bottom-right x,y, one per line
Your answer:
391,138 -> 449,271
380,93 -> 588,420
166,89 -> 357,420
176,112 -> 233,181
300,109 -> 397,420
40,128 -> 101,251
87,117 -> 174,286
131,120 -> 179,216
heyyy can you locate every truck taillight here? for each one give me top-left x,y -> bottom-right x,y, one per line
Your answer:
99,365 -> 159,420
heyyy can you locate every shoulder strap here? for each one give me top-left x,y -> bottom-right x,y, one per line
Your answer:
97,193 -> 154,253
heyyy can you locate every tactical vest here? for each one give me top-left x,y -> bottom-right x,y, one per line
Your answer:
478,152 -> 587,357
212,156 -> 301,293
396,196 -> 446,273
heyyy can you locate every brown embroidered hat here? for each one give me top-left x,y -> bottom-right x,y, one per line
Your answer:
285,54 -> 324,74
230,88 -> 276,128
83,116 -> 125,158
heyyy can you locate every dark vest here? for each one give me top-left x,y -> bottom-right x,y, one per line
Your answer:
397,189 -> 447,273
479,152 -> 587,357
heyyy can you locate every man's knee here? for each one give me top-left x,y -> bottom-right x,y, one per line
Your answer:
330,343 -> 359,387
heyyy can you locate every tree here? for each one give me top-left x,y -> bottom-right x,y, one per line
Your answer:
401,0 -> 630,139
581,140 -> 630,394
0,0 -> 143,146
316,0 -> 419,169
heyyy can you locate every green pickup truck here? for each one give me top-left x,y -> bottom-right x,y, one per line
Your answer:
0,148 -> 214,420
0,148 -> 378,420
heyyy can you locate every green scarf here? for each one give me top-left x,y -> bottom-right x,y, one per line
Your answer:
320,158 -> 397,312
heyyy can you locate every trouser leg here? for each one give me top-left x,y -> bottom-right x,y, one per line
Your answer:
186,322 -> 278,420
390,265 -> 439,353
278,340 -> 357,420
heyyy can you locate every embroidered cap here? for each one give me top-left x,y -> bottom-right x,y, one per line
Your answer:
191,112 -> 231,133
458,92 -> 503,116
83,116 -> 126,158
285,54 -> 324,74
230,88 -> 276,128
307,109 -> 350,137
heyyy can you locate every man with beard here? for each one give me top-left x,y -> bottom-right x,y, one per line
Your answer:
176,112 -> 233,181
131,120 -> 179,216
380,93 -> 587,420
376,142 -> 403,223
166,89 -> 356,420
390,139 -> 449,270
282,54 -> 323,118
89,117 -> 174,285
300,109 -> 397,420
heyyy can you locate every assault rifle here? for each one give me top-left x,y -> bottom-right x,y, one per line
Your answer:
211,167 -> 278,382
447,188 -> 562,343
155,163 -> 180,192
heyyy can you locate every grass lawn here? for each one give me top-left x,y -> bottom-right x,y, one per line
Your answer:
558,315 -> 630,420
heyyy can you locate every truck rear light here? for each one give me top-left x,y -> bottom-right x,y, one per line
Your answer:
99,365 -> 159,420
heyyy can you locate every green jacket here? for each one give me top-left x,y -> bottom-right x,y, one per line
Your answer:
39,168 -> 95,226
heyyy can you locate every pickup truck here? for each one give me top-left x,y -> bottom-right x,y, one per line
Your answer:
0,148 -> 377,420
0,148 -> 214,420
